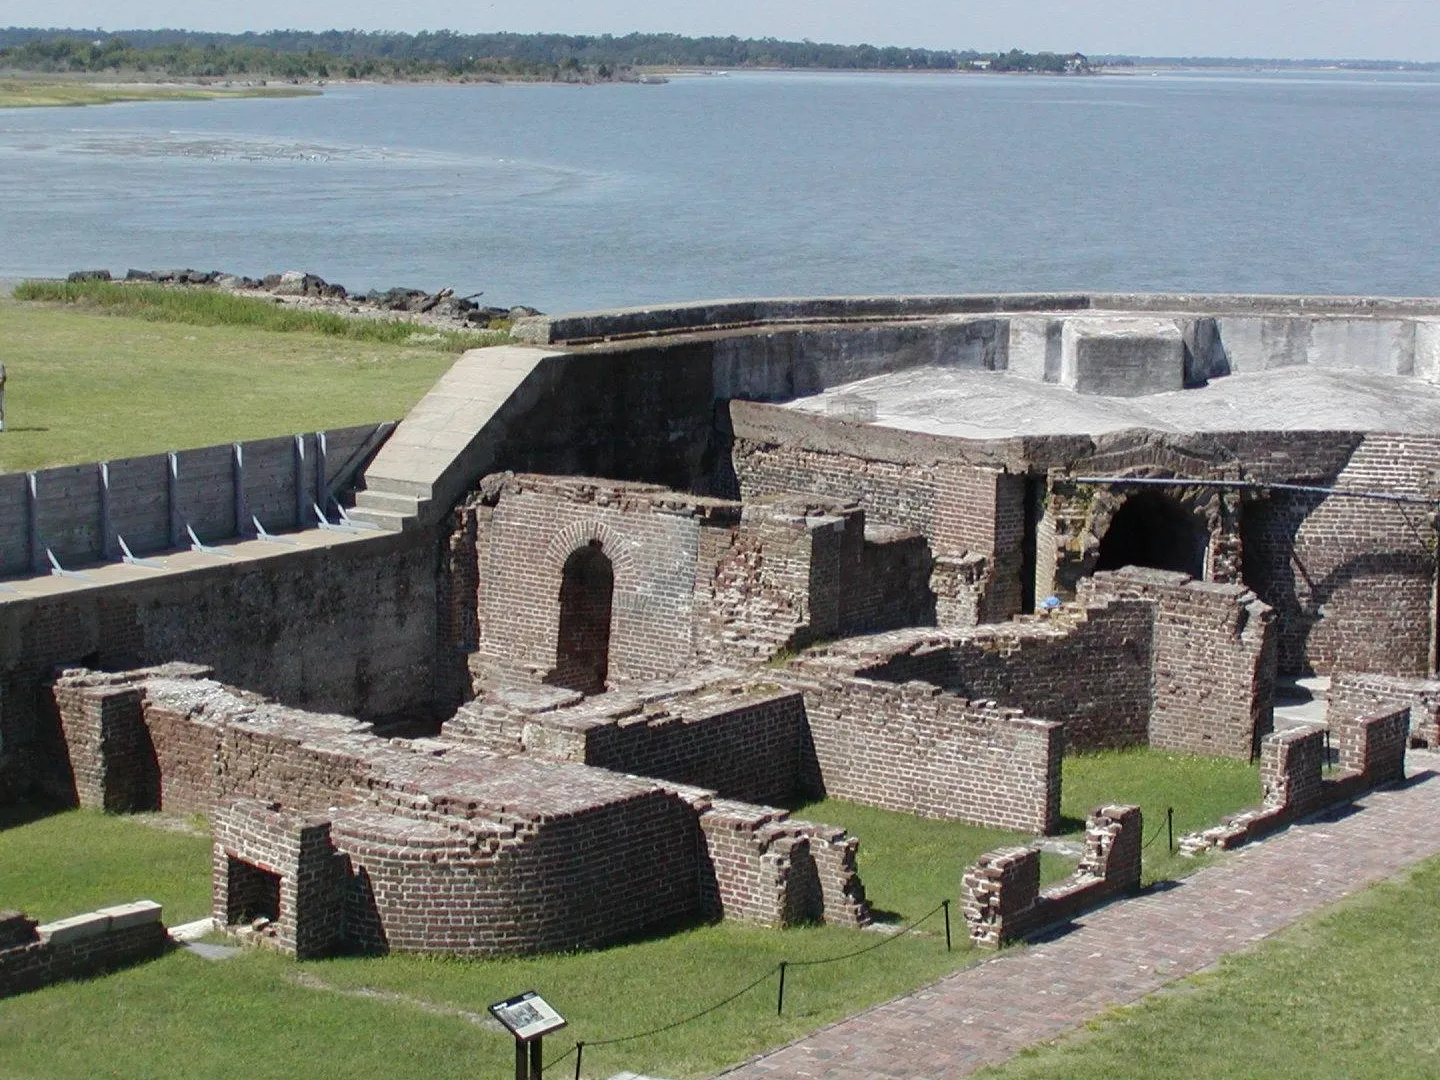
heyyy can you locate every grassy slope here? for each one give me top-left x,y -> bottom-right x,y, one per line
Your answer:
0,80 -> 317,108
0,299 -> 462,473
977,855 -> 1440,1080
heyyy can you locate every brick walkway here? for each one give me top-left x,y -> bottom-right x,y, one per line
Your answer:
718,752 -> 1440,1080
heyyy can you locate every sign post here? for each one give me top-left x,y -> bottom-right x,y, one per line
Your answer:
489,990 -> 567,1080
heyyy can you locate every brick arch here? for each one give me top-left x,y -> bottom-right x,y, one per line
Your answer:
1044,465 -> 1244,596
544,519 -> 639,593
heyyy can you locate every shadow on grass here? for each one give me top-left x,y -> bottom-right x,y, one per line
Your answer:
0,799 -> 70,832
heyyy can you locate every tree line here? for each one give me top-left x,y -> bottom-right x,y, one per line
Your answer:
0,28 -> 1093,77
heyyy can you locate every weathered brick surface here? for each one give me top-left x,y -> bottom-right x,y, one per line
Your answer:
1,529 -> 437,800
1327,671 -> 1440,748
961,805 -> 1142,948
55,665 -> 866,957
1241,433 -> 1440,676
0,902 -> 166,998
781,670 -> 1062,833
1181,707 -> 1409,853
831,597 -> 1155,752
1081,567 -> 1277,758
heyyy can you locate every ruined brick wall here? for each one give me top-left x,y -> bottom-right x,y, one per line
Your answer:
474,477 -> 738,684
784,671 -> 1062,832
213,799 -> 348,959
1327,671 -> 1440,747
335,787 -> 700,957
2,529 -> 437,800
849,529 -> 937,633
1261,726 -> 1326,817
695,799 -> 868,929
1080,568 -> 1277,759
962,806 -> 1142,948
854,599 -> 1156,752
1240,434 -> 1440,676
548,692 -> 808,807
730,433 -> 1025,625
0,902 -> 167,999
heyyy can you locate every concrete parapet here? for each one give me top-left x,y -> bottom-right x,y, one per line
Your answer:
1060,317 -> 1185,397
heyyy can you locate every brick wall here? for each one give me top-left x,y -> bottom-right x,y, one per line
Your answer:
0,902 -> 167,998
782,670 -> 1062,832
523,687 -> 808,807
961,805 -> 1142,947
1327,671 -> 1440,747
1240,434 -> 1440,676
852,598 -> 1156,752
694,797 -> 869,929
1080,567 -> 1277,759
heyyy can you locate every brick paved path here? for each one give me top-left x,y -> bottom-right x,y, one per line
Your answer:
719,752 -> 1440,1080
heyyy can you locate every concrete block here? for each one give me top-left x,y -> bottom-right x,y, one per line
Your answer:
1416,321 -> 1440,384
95,900 -> 163,930
1060,318 -> 1184,397
1215,316 -> 1311,372
1308,319 -> 1415,375
39,911 -> 111,944
1006,316 -> 1063,383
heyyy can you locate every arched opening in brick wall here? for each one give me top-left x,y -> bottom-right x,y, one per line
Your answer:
1095,492 -> 1207,578
548,540 -> 615,695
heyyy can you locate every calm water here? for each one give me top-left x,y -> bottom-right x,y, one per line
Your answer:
3,70 -> 1439,312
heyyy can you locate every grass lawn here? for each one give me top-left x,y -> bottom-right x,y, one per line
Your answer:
977,855 -> 1440,1080
0,806 -> 213,924
0,80 -> 318,108
1062,747 -> 1260,882
0,749 -> 1262,1079
0,298 -> 469,473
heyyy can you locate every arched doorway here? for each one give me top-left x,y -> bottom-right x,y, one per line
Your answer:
548,540 -> 615,695
1095,492 -> 1207,579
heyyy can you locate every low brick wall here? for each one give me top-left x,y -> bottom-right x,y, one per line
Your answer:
853,598 -> 1155,752
1081,567 -> 1277,759
961,805 -> 1143,948
693,795 -> 869,929
0,902 -> 167,998
1180,707 -> 1409,854
784,670 -> 1062,833
1327,671 -> 1440,748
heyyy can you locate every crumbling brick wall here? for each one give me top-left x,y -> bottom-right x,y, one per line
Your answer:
1080,567 -> 1277,759
693,796 -> 869,929
782,670 -> 1062,832
961,805 -> 1142,947
1240,433 -> 1440,676
0,902 -> 167,998
852,598 -> 1156,752
1327,671 -> 1440,748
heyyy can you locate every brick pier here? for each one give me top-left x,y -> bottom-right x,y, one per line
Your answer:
718,751 -> 1440,1080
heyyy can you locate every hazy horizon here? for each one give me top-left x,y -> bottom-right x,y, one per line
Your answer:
2,1 -> 1437,64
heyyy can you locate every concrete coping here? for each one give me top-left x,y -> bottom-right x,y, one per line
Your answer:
39,900 -> 162,944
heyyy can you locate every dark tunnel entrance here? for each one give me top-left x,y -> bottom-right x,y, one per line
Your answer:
1094,492 -> 1207,579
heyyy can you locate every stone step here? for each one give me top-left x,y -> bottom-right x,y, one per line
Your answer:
360,472 -> 437,499
353,488 -> 429,517
344,505 -> 418,532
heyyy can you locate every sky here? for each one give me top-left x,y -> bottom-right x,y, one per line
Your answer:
3,0 -> 1438,62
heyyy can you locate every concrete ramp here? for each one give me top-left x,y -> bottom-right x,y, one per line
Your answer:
349,345 -> 567,530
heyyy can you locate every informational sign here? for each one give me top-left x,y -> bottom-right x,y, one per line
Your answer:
489,990 -> 567,1043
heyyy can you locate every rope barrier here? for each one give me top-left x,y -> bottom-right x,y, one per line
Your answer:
786,901 -> 946,968
577,964 -> 781,1050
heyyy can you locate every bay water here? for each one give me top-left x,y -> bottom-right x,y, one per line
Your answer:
2,69 -> 1438,313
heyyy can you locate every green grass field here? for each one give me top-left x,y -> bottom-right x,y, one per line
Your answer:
0,80 -> 318,108
0,296 -> 479,473
0,749 -> 1262,1079
977,855 -> 1440,1080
